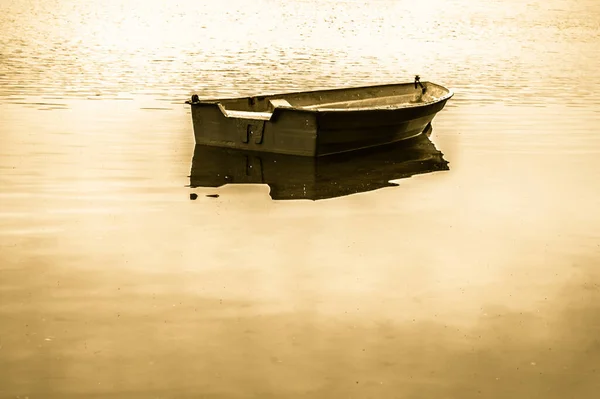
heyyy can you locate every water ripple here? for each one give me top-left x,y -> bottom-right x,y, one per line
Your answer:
0,0 -> 599,106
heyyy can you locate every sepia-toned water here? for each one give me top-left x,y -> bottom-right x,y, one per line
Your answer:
1,0 -> 600,397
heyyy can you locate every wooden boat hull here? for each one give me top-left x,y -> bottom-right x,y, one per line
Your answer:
188,81 -> 453,157
189,132 -> 449,200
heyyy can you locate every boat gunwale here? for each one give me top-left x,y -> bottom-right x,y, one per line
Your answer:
186,81 -> 454,114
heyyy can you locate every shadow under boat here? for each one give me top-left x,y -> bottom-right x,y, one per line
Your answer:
189,128 -> 449,201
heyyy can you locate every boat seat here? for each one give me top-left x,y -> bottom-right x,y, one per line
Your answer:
223,110 -> 272,120
218,104 -> 273,120
269,98 -> 292,109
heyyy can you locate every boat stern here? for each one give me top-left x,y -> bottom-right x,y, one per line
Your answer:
188,100 -> 320,156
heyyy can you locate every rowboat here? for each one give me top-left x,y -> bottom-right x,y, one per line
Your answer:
189,129 -> 448,200
186,77 -> 453,157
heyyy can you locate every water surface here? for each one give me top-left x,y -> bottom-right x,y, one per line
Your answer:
1,0 -> 600,397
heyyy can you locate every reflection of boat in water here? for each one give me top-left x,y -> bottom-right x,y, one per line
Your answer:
189,130 -> 449,200
186,77 -> 453,156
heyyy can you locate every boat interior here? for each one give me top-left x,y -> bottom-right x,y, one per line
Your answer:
197,82 -> 452,120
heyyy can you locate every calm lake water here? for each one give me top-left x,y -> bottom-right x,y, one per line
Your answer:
1,0 -> 600,397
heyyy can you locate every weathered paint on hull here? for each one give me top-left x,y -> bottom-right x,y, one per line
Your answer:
190,98 -> 449,157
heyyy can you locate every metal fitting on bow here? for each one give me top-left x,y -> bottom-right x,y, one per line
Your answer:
414,75 -> 426,94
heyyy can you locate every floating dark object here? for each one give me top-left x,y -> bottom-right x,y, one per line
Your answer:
186,79 -> 453,157
189,193 -> 198,200
189,132 -> 448,201
206,194 -> 220,198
